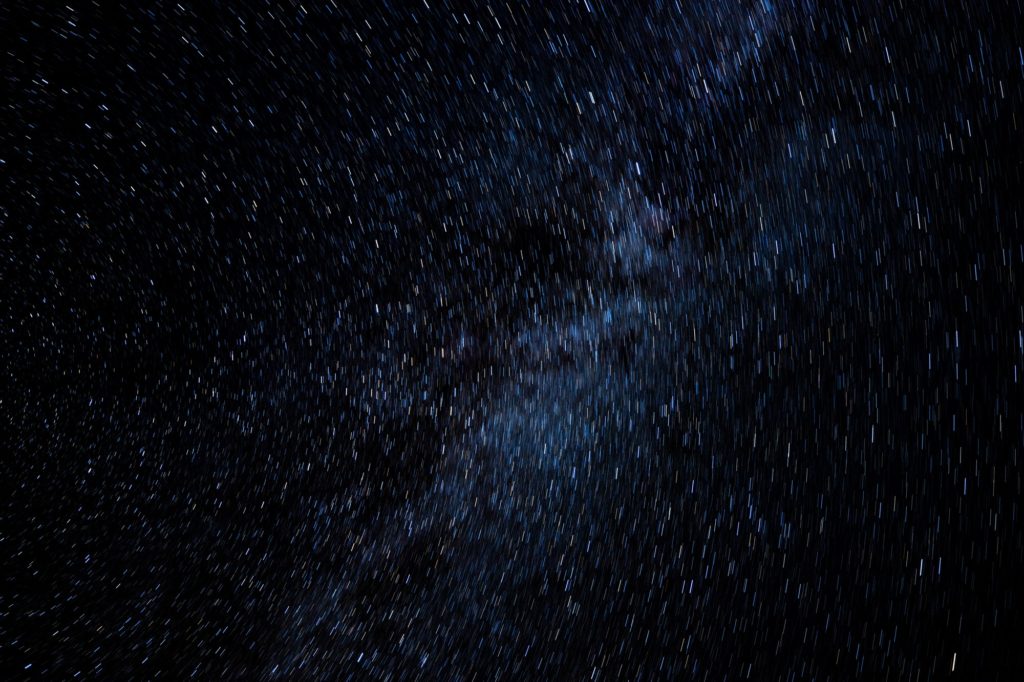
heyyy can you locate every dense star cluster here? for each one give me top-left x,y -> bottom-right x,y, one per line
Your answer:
4,0 -> 1023,678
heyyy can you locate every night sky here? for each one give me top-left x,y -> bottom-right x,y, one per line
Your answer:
4,0 -> 1024,679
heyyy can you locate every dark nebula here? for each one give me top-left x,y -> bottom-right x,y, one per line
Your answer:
4,0 -> 1023,679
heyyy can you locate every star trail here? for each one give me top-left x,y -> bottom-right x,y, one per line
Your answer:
4,0 -> 1024,679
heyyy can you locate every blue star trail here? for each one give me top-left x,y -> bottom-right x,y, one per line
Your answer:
4,0 -> 1023,678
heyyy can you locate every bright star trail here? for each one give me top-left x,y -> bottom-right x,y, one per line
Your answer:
4,0 -> 1023,678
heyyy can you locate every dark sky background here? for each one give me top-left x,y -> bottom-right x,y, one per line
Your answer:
4,0 -> 1024,679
